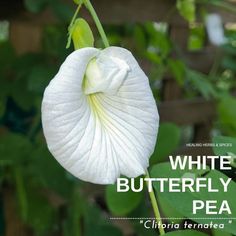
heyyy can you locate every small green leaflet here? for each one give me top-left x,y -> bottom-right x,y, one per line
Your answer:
67,18 -> 94,49
176,0 -> 196,23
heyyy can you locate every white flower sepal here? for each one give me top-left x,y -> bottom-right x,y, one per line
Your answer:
41,46 -> 159,184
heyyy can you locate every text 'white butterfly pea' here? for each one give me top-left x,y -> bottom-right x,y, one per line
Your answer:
42,46 -> 159,184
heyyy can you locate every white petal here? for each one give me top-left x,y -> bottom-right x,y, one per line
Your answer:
206,14 -> 227,46
42,46 -> 159,184
84,54 -> 130,95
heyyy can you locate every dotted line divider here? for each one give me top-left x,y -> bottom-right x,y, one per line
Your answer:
109,218 -> 236,220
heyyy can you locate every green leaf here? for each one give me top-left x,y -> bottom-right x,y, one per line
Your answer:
13,53 -> 44,77
159,194 -> 183,223
105,179 -> 143,216
186,69 -> 217,99
213,136 -> 236,168
163,230 -> 208,236
134,25 -> 147,51
8,53 -> 42,110
150,123 -> 181,165
0,42 -> 16,75
217,96 -> 236,135
63,189 -> 84,236
23,0 -> 47,13
51,2 -> 74,22
145,22 -> 171,58
176,0 -> 196,23
31,146 -> 73,198
26,186 -> 56,234
188,24 -> 205,51
84,202 -> 122,236
27,65 -> 56,94
129,203 -> 158,236
168,59 -> 186,85
212,229 -> 232,236
151,163 -> 236,235
68,18 -> 94,49
213,136 -> 236,155
86,225 -> 123,236
222,56 -> 236,72
145,51 -> 162,64
0,133 -> 32,165
42,26 -> 68,58
10,78 -> 36,111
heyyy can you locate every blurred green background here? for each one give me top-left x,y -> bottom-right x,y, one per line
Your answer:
0,0 -> 236,236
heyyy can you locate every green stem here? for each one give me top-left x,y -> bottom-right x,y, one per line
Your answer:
69,3 -> 82,31
84,0 -> 110,48
145,171 -> 165,235
66,3 -> 82,48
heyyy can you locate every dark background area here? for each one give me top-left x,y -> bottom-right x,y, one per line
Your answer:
0,0 -> 236,236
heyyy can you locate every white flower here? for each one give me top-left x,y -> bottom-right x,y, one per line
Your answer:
205,14 -> 227,46
41,47 -> 159,184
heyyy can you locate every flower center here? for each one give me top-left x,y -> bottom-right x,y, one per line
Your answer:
83,54 -> 130,95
